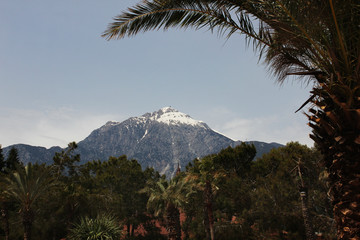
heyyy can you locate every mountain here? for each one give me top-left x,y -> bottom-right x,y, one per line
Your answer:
76,107 -> 234,176
3,144 -> 62,165
3,107 -> 282,176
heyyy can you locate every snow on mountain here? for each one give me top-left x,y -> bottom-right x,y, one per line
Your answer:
76,107 -> 233,176
136,107 -> 207,128
105,121 -> 121,126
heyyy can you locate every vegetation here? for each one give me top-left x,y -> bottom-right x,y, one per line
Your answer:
0,142 -> 336,239
68,215 -> 122,240
102,1 -> 360,239
142,177 -> 185,240
5,147 -> 22,173
4,163 -> 55,240
0,145 -> 5,173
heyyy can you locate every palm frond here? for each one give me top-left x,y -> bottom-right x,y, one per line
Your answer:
103,0 -> 271,48
4,163 -> 55,211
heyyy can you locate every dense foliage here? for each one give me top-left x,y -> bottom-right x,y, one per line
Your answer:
0,142 -> 335,239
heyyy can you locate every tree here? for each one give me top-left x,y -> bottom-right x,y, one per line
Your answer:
5,147 -> 21,172
80,156 -> 150,238
249,142 -> 335,239
291,157 -> 315,240
50,142 -> 82,237
185,156 -> 225,240
0,175 -> 10,240
4,163 -> 55,240
214,143 -> 256,176
53,141 -> 80,177
0,145 -> 5,173
184,144 -> 255,240
0,146 -> 11,240
102,1 -> 360,238
142,177 -> 188,240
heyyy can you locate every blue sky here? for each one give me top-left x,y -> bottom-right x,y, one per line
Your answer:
1,0 -> 313,148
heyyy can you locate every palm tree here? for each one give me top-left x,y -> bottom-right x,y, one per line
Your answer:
0,146 -> 14,240
102,1 -> 360,239
142,177 -> 189,240
185,156 -> 225,240
0,176 -> 10,240
291,157 -> 315,240
4,163 -> 55,240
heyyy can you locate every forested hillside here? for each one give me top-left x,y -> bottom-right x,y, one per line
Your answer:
0,142 -> 335,239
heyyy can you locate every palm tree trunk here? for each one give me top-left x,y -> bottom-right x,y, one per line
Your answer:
1,205 -> 10,240
203,202 -> 211,240
295,164 -> 314,240
309,86 -> 360,240
331,160 -> 360,240
131,223 -> 135,236
22,209 -> 33,240
327,153 -> 360,240
299,187 -> 315,240
204,180 -> 215,240
127,222 -> 131,237
166,203 -> 181,240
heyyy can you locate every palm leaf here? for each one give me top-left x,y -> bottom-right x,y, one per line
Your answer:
103,0 -> 271,47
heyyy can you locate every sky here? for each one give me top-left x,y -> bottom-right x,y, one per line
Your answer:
1,0 -> 314,149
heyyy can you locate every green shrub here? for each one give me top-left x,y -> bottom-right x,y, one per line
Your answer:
68,214 -> 122,240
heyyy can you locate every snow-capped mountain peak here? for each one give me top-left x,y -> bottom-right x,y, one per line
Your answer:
141,107 -> 207,127
105,121 -> 120,126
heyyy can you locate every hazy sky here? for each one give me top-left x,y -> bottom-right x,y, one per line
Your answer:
1,0 -> 314,148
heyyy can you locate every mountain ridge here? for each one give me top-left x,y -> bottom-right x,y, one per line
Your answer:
3,107 -> 283,176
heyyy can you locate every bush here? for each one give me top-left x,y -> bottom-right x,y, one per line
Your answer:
68,214 -> 122,240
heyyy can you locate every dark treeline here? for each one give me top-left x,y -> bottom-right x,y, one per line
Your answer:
0,142 -> 335,240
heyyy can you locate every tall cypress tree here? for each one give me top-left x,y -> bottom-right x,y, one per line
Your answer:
0,145 -> 10,240
5,147 -> 21,172
0,145 -> 5,173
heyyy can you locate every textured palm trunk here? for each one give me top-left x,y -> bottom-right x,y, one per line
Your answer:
295,164 -> 315,240
330,159 -> 360,240
22,209 -> 33,240
299,187 -> 315,240
309,80 -> 360,240
131,222 -> 136,237
127,222 -> 131,237
203,202 -> 211,240
166,203 -> 181,240
204,180 -> 215,240
1,205 -> 10,240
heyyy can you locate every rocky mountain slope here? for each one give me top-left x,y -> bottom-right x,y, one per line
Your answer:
3,107 -> 282,176
76,107 -> 234,176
